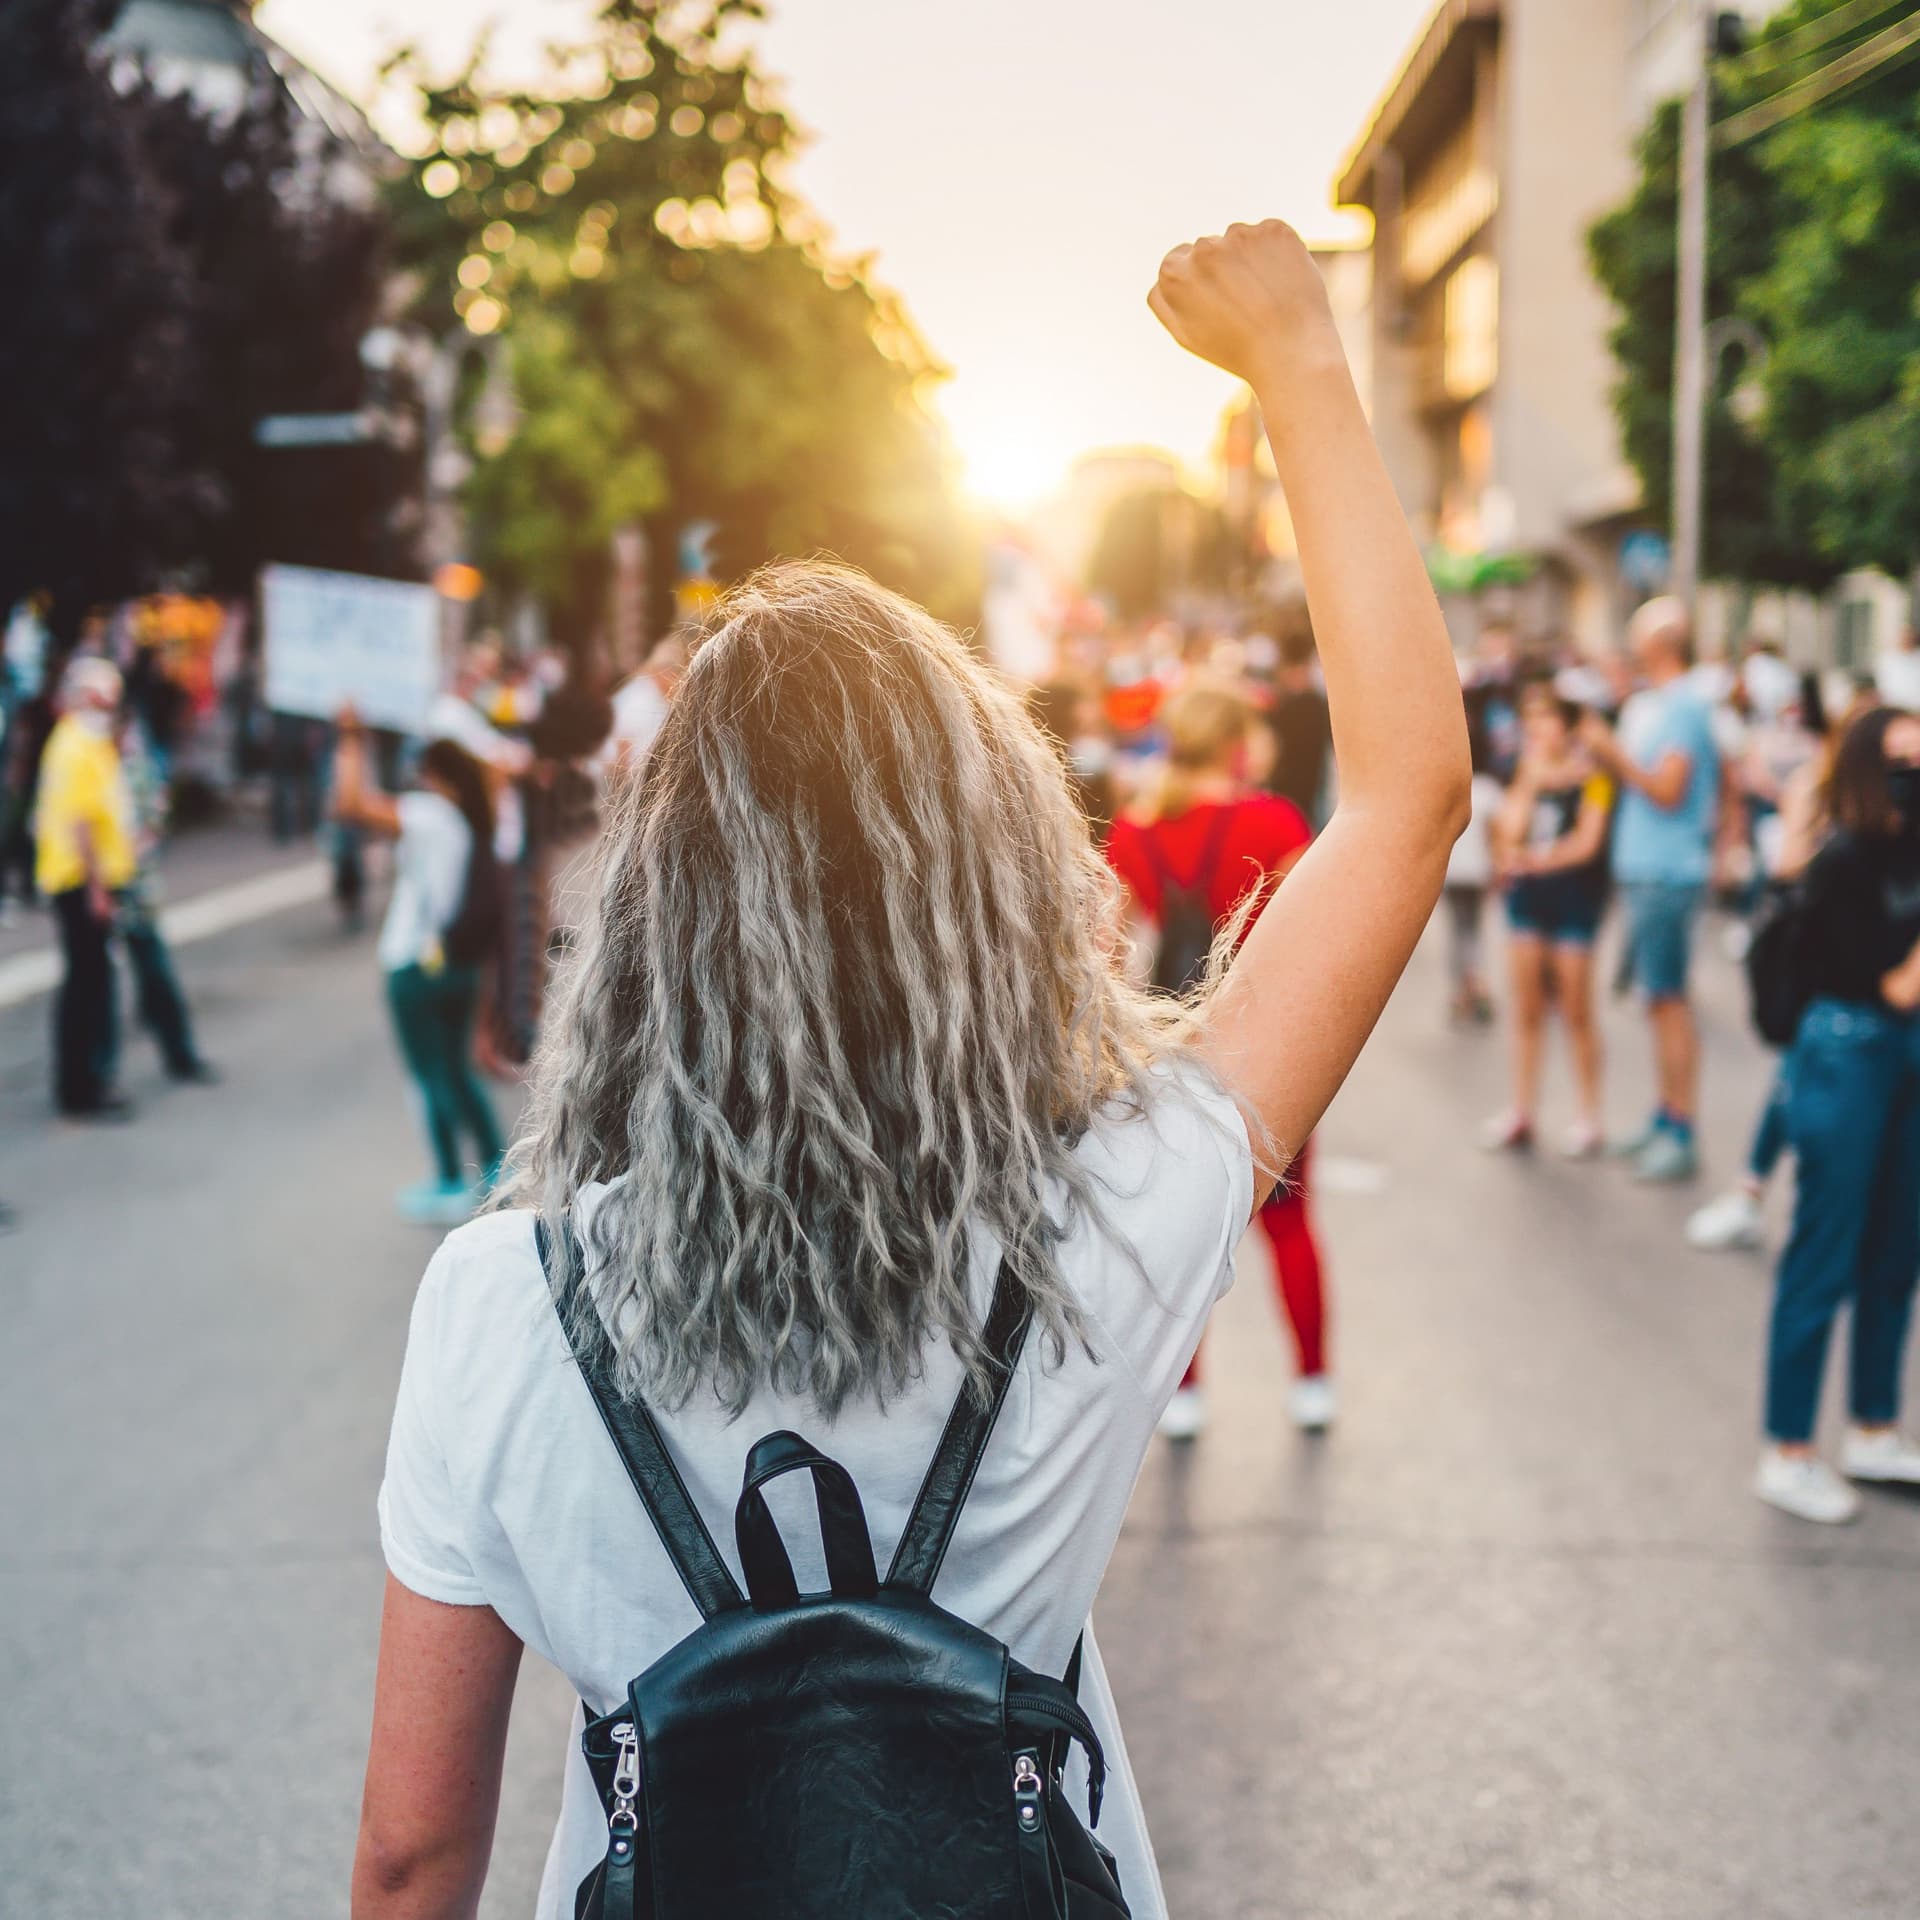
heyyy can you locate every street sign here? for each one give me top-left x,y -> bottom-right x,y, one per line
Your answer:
254,411 -> 382,449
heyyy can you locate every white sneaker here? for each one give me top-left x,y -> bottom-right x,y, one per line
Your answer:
1288,1374 -> 1337,1431
1559,1121 -> 1603,1161
1478,1110 -> 1533,1153
1687,1188 -> 1764,1251
1157,1385 -> 1207,1441
1755,1448 -> 1861,1524
1841,1428 -> 1920,1485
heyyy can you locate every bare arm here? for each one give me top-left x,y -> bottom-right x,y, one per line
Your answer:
352,1577 -> 522,1919
1149,221 -> 1471,1204
1772,761 -> 1826,880
332,716 -> 403,838
1520,788 -> 1610,875
1582,715 -> 1691,811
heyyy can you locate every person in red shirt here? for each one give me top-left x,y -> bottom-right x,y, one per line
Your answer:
1107,682 -> 1332,1439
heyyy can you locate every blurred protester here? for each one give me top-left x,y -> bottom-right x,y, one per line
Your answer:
1481,677 -> 1614,1157
35,657 -> 135,1119
1689,681 -> 1854,1252
1,680 -> 55,920
428,636 -> 536,858
596,634 -> 687,784
1442,703 -> 1504,1025
427,639 -> 538,1073
112,701 -> 216,1090
1106,682 -> 1331,1438
1029,675 -> 1116,841
1874,625 -> 1920,711
1261,598 -> 1331,824
1755,706 -> 1920,1523
1580,597 -> 1720,1182
332,715 -> 504,1227
1467,619 -> 1523,782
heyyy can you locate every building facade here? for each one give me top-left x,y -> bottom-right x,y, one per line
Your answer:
1335,0 -> 1775,652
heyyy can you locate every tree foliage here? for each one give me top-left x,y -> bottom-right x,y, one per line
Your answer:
137,79 -> 399,589
0,2 -> 404,630
387,0 -> 977,638
0,0 -> 199,633
1589,0 -> 1920,586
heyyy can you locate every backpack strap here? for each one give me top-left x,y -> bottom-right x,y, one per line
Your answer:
1140,803 -> 1238,913
536,1213 -> 746,1620
886,1258 -> 1032,1596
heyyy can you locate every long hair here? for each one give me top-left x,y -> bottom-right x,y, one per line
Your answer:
418,737 -> 495,851
1827,704 -> 1902,837
507,561 -> 1209,1416
1144,682 -> 1252,823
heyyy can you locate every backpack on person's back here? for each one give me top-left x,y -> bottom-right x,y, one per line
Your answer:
537,1220 -> 1129,1920
1146,809 -> 1235,998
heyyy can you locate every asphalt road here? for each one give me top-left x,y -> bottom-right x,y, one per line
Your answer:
2,861 -> 1916,1920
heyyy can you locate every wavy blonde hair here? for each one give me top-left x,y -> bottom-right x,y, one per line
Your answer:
507,561 -> 1198,1415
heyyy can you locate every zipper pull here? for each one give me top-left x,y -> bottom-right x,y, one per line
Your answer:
608,1720 -> 640,1863
1012,1751 -> 1044,1831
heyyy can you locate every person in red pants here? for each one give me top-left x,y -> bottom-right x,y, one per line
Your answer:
1107,680 -> 1334,1439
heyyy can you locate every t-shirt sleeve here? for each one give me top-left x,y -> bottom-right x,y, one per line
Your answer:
1081,1071 -> 1256,1411
378,1245 -> 488,1605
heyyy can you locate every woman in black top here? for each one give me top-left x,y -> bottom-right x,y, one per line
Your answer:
1759,706 -> 1920,1523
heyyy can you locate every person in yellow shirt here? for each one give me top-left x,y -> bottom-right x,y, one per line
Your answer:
35,657 -> 137,1117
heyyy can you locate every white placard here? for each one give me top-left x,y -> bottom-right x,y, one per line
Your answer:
261,564 -> 441,734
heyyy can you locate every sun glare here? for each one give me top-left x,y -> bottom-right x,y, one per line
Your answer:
950,418 -> 1075,516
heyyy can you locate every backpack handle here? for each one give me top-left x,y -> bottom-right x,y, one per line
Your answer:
734,1430 -> 880,1611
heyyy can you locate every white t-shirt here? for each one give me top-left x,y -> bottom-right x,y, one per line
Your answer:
377,791 -> 472,973
595,672 -> 670,779
1446,772 -> 1507,889
379,1072 -> 1253,1920
1876,648 -> 1920,713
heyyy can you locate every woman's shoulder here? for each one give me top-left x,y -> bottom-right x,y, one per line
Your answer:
1074,1066 -> 1253,1243
408,1209 -> 554,1371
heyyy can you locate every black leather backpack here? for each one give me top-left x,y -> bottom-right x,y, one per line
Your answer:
536,1218 -> 1129,1920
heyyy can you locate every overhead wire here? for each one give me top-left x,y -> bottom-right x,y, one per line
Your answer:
1714,4 -> 1920,147
1721,0 -> 1909,78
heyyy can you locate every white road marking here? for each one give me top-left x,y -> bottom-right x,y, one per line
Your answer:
0,861 -> 329,1012
1316,1154 -> 1391,1195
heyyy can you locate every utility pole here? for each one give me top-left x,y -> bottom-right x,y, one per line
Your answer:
1670,0 -> 1711,616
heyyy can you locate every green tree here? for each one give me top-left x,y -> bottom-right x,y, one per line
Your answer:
1589,0 -> 1920,587
389,0 -> 976,638
0,0 -> 200,633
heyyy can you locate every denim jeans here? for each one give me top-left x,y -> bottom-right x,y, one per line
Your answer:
386,962 -> 503,1185
1764,999 -> 1920,1442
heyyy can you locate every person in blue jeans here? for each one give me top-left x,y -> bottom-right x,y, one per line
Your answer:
1757,706 -> 1920,1522
1581,598 -> 1720,1182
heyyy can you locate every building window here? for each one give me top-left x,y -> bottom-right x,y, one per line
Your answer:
1443,255 -> 1499,403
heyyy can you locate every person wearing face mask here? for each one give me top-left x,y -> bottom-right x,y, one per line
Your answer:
1106,681 -> 1330,1439
1755,705 -> 1920,1522
33,655 -> 138,1118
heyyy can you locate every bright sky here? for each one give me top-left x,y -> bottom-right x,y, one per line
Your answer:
257,0 -> 1432,508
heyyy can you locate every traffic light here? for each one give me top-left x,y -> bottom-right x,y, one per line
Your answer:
1711,11 -> 1748,58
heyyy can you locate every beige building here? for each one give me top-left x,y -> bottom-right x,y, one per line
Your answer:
1335,0 -> 1773,652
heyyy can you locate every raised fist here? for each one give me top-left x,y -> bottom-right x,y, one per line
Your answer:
1148,220 -> 1340,387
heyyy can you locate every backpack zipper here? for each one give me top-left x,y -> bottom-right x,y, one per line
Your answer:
1011,1751 -> 1044,1832
608,1720 -> 640,1862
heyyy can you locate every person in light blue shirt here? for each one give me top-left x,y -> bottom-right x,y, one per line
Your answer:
1581,597 -> 1721,1182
